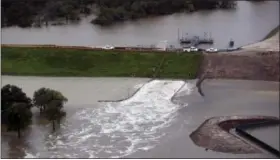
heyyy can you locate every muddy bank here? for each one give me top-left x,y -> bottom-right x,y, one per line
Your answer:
242,30 -> 279,52
199,51 -> 279,81
199,27 -> 279,81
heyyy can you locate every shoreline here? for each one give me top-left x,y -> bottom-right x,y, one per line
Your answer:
240,25 -> 279,52
241,30 -> 279,52
198,25 -> 279,82
2,24 -> 279,53
262,25 -> 280,41
2,25 -> 279,81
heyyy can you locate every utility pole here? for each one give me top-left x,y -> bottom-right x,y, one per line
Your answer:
178,28 -> 180,41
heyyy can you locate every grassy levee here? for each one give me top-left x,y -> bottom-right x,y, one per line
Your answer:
1,47 -> 202,79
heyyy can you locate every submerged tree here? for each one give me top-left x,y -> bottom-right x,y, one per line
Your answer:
1,84 -> 32,125
33,87 -> 51,113
1,84 -> 33,138
33,88 -> 68,131
6,102 -> 33,138
33,87 -> 67,112
45,100 -> 66,132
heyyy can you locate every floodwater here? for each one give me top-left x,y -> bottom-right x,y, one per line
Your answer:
1,76 -> 187,158
1,1 -> 279,49
1,76 -> 279,158
246,125 -> 280,150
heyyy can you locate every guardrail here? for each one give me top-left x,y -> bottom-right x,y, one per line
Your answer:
1,44 -> 243,54
1,44 -> 172,53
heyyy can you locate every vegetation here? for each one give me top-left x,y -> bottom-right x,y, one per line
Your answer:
33,88 -> 51,113
1,84 -> 68,137
33,88 -> 67,131
45,98 -> 67,132
1,46 -> 201,135
1,0 -> 236,27
1,47 -> 202,79
1,85 -> 33,138
91,0 -> 237,26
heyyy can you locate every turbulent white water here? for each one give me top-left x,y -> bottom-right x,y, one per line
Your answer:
24,80 -> 193,158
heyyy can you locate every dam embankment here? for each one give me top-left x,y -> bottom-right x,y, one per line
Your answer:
2,30 -> 279,81
199,29 -> 279,81
199,51 -> 279,81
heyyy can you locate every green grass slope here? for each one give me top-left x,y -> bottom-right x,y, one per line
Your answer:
1,47 -> 202,79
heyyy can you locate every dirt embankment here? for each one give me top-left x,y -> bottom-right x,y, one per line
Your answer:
199,31 -> 279,81
242,31 -> 279,52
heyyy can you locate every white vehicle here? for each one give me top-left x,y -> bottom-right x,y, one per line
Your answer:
190,46 -> 198,51
102,45 -> 115,50
206,48 -> 218,53
183,46 -> 198,52
183,48 -> 190,52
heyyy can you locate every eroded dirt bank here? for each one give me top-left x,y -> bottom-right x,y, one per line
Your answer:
200,51 -> 279,81
200,31 -> 279,81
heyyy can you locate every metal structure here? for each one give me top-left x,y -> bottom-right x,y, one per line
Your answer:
178,30 -> 214,46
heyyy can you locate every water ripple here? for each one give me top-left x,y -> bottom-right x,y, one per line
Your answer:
25,80 -> 193,158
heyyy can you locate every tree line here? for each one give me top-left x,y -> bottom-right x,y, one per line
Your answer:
1,84 -> 68,138
92,0 -> 237,26
1,0 -> 237,28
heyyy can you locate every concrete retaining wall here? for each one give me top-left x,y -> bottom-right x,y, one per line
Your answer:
199,51 -> 279,81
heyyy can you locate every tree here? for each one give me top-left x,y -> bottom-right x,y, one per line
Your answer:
33,88 -> 67,131
6,103 -> 33,138
45,100 -> 66,132
2,0 -> 237,28
33,87 -> 51,113
33,88 -> 67,112
1,84 -> 32,124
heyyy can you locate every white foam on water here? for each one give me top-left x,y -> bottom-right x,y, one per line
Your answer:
133,83 -> 144,89
24,150 -> 39,159
176,82 -> 195,97
41,80 -> 193,158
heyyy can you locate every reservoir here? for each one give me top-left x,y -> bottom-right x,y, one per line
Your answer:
1,1 -> 279,49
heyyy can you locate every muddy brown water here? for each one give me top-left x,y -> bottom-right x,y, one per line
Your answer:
128,79 -> 279,158
1,1 -> 279,49
246,125 -> 280,151
1,76 -> 279,158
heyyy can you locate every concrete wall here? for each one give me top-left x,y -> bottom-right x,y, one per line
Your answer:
199,51 -> 279,81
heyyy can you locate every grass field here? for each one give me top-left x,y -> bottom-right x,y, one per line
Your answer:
1,47 -> 203,79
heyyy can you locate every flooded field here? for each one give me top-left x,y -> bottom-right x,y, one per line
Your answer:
1,76 -> 279,158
